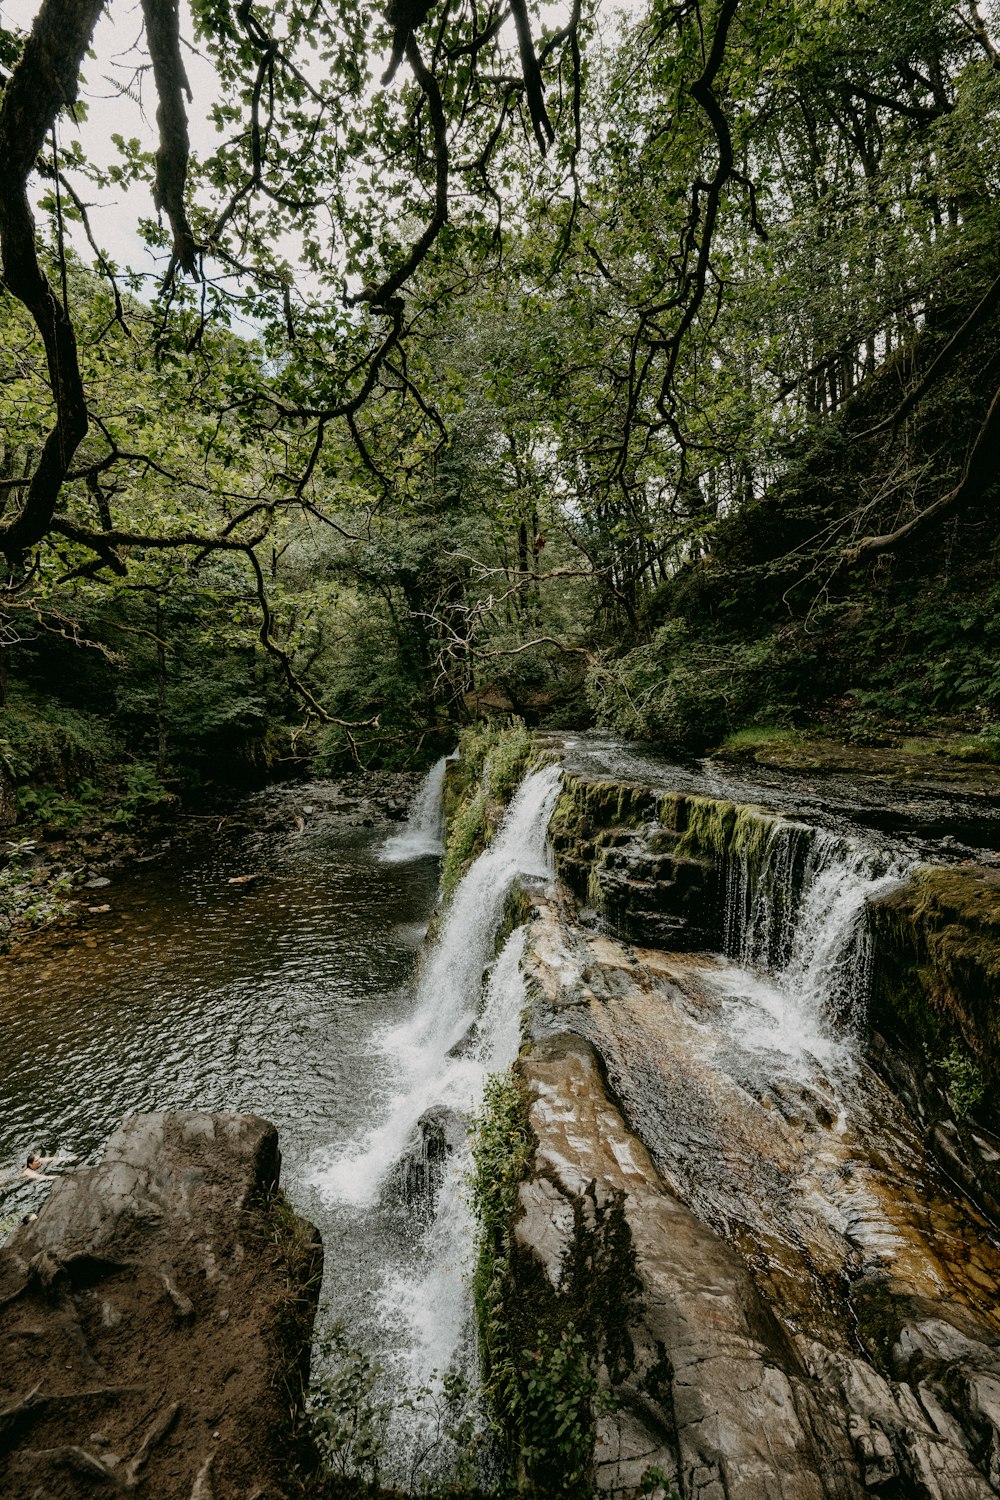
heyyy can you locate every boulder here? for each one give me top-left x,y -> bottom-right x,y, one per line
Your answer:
398,1105 -> 467,1203
500,890 -> 1000,1498
0,1112 -> 321,1500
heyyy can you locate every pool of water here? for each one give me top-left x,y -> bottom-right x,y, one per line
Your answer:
0,781 -> 441,1347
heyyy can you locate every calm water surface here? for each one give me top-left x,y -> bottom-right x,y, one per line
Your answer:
0,780 -> 441,1340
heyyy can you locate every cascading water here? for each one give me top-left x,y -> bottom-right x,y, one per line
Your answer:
380,755 -> 450,863
382,927 -> 531,1392
310,764 -> 560,1486
314,763 -> 561,1207
297,766 -> 556,1479
710,816 -> 910,1070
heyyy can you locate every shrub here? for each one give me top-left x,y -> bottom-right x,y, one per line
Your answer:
587,624 -> 791,748
439,720 -> 532,901
483,721 -> 531,802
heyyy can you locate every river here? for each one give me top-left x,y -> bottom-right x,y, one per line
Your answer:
0,763 -> 561,1485
2,742 -> 998,1493
0,783 -> 445,1440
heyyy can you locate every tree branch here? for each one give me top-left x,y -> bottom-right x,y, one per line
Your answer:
141,0 -> 199,277
0,0 -> 105,560
845,381 -> 1000,559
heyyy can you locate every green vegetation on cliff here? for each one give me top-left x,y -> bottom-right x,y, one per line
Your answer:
440,721 -> 533,900
869,866 -> 1000,1119
470,1067 -> 631,1495
2,0 -> 999,791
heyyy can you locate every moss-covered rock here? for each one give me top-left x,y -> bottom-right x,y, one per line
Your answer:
471,1051 -> 644,1495
717,728 -> 1000,787
439,720 -> 534,901
869,866 -> 1000,1114
547,774 -> 808,952
867,865 -> 1000,1215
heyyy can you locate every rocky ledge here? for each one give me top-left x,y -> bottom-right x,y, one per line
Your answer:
498,894 -> 1000,1498
0,1112 -> 321,1500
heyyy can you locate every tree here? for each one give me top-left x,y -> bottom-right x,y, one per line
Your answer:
0,0 -> 585,712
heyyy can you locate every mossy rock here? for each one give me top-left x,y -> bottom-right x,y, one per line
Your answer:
869,865 -> 1000,1120
717,728 -> 1000,789
440,720 -> 535,902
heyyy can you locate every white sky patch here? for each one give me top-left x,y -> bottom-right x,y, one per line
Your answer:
1,0 -> 601,294
1,0 -> 220,279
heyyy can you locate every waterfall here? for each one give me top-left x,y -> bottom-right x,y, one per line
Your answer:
777,835 -> 906,1029
382,928 -> 530,1392
314,763 -> 561,1206
380,755 -> 449,863
712,817 -> 909,1067
311,767 -> 559,1487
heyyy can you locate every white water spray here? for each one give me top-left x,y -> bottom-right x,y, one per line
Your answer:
380,755 -> 449,863
382,926 -> 531,1393
314,764 -> 561,1206
714,821 -> 910,1069
314,769 -> 558,1486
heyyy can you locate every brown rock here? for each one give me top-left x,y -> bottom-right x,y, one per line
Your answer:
0,1112 -> 321,1500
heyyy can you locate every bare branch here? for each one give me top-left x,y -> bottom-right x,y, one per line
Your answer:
508,0 -> 554,153
845,382 -> 1000,560
141,0 -> 199,277
859,273 -> 1000,440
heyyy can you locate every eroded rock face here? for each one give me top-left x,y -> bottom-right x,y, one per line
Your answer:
547,775 -> 717,950
868,866 -> 1000,1208
0,1112 -> 321,1500
501,895 -> 1000,1499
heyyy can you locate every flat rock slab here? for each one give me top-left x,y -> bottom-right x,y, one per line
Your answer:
518,1035 -> 1000,1498
516,896 -> 1000,1497
0,1112 -> 321,1500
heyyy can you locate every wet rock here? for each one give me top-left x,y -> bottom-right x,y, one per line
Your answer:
0,1112 -> 321,1500
868,864 -> 1000,1125
867,1025 -> 1000,1223
848,1414 -> 897,1487
511,1034 -> 847,1498
502,886 -> 1000,1498
513,1175 -> 575,1287
399,1105 -> 466,1203
548,776 -> 718,950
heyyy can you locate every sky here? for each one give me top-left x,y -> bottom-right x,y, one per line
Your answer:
1,0 -> 221,276
0,0 -> 599,292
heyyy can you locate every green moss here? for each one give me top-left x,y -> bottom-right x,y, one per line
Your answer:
547,776 -> 655,875
720,726 -> 807,754
471,1060 -> 645,1494
869,866 -> 1000,1117
471,1069 -> 535,1425
673,795 -> 786,868
498,883 -> 536,957
441,786 -> 489,902
547,787 -> 581,846
899,735 -> 1000,765
658,793 -> 686,832
439,720 -> 536,902
483,721 -> 532,802
851,1278 -> 908,1375
254,1185 -> 323,1478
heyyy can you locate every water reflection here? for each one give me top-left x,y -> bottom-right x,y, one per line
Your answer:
0,782 -> 440,1301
